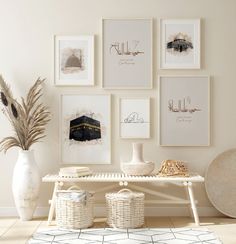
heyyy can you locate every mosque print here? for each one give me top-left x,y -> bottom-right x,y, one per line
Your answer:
61,48 -> 84,74
167,32 -> 193,55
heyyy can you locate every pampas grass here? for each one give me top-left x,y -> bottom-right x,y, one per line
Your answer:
0,75 -> 51,152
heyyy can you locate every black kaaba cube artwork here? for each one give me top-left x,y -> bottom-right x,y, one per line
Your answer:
69,115 -> 101,141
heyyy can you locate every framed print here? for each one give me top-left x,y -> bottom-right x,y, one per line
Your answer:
60,94 -> 111,164
159,76 -> 210,146
120,98 -> 150,138
160,19 -> 200,69
102,19 -> 153,89
54,35 -> 94,86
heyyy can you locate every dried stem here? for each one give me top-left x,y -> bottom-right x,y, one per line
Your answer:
0,75 -> 51,152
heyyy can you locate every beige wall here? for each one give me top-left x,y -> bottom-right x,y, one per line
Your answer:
0,0 -> 236,216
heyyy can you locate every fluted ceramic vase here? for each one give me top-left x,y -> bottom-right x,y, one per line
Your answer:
12,149 -> 41,221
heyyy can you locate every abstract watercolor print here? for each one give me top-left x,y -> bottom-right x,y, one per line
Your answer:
160,19 -> 200,69
54,36 -> 94,86
61,48 -> 84,74
120,98 -> 150,138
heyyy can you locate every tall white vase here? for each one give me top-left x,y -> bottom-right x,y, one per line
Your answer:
130,143 -> 145,163
12,149 -> 41,221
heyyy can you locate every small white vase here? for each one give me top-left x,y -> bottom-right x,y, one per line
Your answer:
130,143 -> 145,163
12,149 -> 41,221
121,143 -> 155,175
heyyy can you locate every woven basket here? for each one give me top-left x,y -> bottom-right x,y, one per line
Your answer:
56,186 -> 94,229
106,188 -> 144,228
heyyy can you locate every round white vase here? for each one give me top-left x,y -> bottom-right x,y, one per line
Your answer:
12,149 -> 41,221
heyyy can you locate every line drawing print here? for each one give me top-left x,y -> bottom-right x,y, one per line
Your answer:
123,112 -> 145,123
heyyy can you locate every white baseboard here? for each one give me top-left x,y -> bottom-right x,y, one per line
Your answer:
0,206 -> 222,218
0,207 -> 49,217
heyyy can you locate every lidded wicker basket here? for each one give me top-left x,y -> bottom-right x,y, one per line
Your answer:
56,186 -> 94,229
106,188 -> 144,228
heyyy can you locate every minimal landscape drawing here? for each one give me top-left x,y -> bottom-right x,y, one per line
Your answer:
123,112 -> 145,123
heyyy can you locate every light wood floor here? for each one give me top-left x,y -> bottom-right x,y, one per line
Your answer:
0,217 -> 236,243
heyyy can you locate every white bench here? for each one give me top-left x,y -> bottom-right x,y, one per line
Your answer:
42,172 -> 204,226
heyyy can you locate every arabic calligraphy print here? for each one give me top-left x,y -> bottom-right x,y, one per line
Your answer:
61,95 -> 111,164
120,98 -> 150,138
54,35 -> 94,86
159,76 -> 210,146
168,97 -> 201,114
110,41 -> 144,57
103,19 -> 152,88
160,19 -> 200,69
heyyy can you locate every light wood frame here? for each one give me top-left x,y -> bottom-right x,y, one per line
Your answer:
119,97 -> 151,139
159,18 -> 201,69
102,18 -> 153,89
158,75 -> 210,146
54,35 -> 94,86
59,94 -> 111,164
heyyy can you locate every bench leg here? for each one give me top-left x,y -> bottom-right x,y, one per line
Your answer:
184,182 -> 200,226
47,181 -> 62,225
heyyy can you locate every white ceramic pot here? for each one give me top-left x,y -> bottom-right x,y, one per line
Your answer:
121,143 -> 155,176
12,149 -> 41,221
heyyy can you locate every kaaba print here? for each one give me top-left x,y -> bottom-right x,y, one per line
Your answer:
167,32 -> 193,55
61,94 -> 111,164
69,115 -> 101,142
61,48 -> 84,74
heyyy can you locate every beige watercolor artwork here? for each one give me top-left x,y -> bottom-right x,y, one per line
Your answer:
61,48 -> 85,74
167,32 -> 193,56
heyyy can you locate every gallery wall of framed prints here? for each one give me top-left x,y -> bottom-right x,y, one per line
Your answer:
54,17 -> 210,165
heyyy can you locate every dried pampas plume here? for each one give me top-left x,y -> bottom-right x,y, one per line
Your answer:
0,75 -> 51,152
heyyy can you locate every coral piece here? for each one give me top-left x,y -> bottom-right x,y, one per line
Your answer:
158,159 -> 189,177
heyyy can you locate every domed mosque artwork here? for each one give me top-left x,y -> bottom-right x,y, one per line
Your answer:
167,32 -> 193,55
61,48 -> 84,74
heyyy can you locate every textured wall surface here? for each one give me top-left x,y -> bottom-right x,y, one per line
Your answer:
0,0 -> 236,216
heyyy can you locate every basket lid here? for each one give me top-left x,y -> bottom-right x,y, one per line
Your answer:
106,188 -> 144,200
